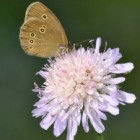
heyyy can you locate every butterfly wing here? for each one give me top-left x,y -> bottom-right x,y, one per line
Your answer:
19,2 -> 68,58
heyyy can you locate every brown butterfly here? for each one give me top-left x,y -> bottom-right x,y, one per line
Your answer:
19,2 -> 69,58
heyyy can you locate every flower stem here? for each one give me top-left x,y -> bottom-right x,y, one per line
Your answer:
96,134 -> 105,140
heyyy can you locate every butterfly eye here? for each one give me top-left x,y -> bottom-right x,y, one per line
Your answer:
30,32 -> 36,37
42,14 -> 48,20
29,39 -> 34,44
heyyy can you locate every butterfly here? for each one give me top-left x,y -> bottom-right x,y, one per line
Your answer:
19,2 -> 69,58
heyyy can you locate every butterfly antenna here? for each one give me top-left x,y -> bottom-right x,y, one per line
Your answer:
74,39 -> 91,47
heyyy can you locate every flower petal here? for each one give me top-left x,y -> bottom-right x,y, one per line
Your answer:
109,63 -> 134,74
105,77 -> 125,84
100,104 -> 119,115
32,104 -> 48,117
53,118 -> 67,137
82,111 -> 89,132
118,90 -> 136,104
96,109 -> 107,120
103,94 -> 119,106
103,48 -> 122,66
90,115 -> 105,133
66,117 -> 78,140
86,107 -> 105,133
40,114 -> 56,130
95,37 -> 101,53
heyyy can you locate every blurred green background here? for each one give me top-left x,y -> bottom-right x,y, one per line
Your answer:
0,0 -> 139,140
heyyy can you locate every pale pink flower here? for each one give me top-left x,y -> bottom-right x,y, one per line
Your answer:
32,38 -> 136,140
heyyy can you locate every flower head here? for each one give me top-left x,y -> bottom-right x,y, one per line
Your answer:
32,38 -> 136,140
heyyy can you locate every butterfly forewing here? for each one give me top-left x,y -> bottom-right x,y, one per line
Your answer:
20,2 -> 68,58
20,18 -> 67,57
24,2 -> 68,44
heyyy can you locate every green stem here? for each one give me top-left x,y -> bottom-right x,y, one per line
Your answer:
96,134 -> 105,140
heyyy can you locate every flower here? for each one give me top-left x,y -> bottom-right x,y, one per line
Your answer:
32,38 -> 136,140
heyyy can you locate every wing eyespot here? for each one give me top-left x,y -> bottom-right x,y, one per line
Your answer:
42,25 -> 47,29
28,45 -> 33,50
42,14 -> 48,20
39,28 -> 45,33
30,32 -> 36,37
29,39 -> 34,44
